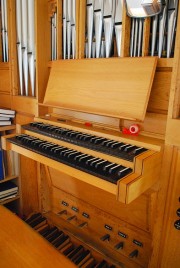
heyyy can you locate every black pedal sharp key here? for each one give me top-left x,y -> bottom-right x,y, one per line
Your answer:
67,245 -> 84,260
95,260 -> 109,268
63,244 -> 75,256
80,257 -> 96,268
53,235 -> 69,248
29,217 -> 47,229
25,212 -> 42,224
41,227 -> 58,238
47,230 -> 63,243
74,250 -> 91,265
71,248 -> 85,263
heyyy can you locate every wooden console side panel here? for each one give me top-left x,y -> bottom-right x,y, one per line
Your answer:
159,148 -> 180,268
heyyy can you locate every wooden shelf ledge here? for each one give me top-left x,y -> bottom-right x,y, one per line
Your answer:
0,175 -> 18,184
0,195 -> 20,205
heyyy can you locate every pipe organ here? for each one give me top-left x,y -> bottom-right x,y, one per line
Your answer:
0,1 -> 180,268
2,57 -> 163,267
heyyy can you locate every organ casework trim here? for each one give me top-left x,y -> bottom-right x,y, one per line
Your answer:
43,57 -> 157,121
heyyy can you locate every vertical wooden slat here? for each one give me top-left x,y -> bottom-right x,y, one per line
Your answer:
75,0 -> 80,59
36,0 -> 50,104
167,1 -> 180,118
57,0 -> 63,59
8,0 -> 19,96
121,6 -> 131,57
78,0 -> 86,59
0,0 -> 2,61
142,18 -> 151,57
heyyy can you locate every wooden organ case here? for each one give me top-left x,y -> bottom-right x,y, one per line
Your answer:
1,0 -> 180,267
2,57 -> 164,268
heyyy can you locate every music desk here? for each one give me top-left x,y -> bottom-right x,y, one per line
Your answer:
0,205 -> 76,268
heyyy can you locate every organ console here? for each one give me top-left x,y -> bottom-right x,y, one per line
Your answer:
1,57 -> 165,267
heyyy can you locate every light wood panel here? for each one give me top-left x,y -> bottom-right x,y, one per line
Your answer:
20,155 -> 39,215
166,119 -> 180,146
0,205 -> 76,268
0,69 -> 11,93
44,57 -> 157,121
159,148 -> 180,268
148,71 -> 172,114
0,93 -> 11,108
11,96 -> 38,116
47,167 -> 156,232
50,187 -> 151,268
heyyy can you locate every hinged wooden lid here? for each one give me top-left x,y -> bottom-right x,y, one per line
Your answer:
43,57 -> 157,121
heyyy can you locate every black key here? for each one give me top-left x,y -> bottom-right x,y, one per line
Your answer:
29,217 -> 46,228
103,162 -> 117,173
74,250 -> 91,265
110,141 -> 122,149
74,153 -> 87,161
119,144 -> 129,151
53,235 -> 69,248
71,248 -> 85,263
25,212 -> 42,224
47,230 -> 63,243
41,227 -> 58,238
64,149 -> 76,157
133,147 -> 147,156
118,167 -> 132,178
67,151 -> 80,159
95,260 -> 109,268
104,140 -> 116,147
90,158 -> 103,167
39,226 -> 50,236
109,164 -> 122,175
86,157 -> 99,165
59,148 -> 72,156
101,139 -> 112,146
78,155 -> 92,163
94,160 -> 108,169
67,245 -> 84,260
61,243 -> 75,256
124,145 -> 136,152
16,134 -> 27,141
